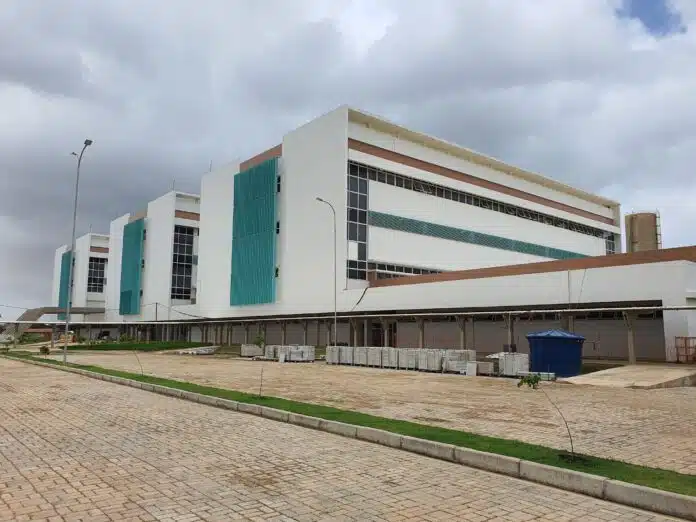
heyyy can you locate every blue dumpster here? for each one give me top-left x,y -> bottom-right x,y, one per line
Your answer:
526,329 -> 585,378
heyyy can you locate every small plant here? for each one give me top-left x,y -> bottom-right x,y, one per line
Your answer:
39,345 -> 50,355
519,374 -> 577,461
253,333 -> 265,350
517,374 -> 541,389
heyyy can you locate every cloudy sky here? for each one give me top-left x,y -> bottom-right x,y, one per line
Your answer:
1,0 -> 694,319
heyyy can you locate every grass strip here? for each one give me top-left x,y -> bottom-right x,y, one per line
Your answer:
5,352 -> 695,497
64,341 -> 211,352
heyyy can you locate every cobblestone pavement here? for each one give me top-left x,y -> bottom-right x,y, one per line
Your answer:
1,359 -> 683,522
45,352 -> 696,475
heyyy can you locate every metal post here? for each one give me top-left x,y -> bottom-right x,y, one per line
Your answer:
417,319 -> 425,349
63,139 -> 93,364
315,197 -> 337,347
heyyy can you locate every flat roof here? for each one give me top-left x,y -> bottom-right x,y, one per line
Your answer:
347,107 -> 619,209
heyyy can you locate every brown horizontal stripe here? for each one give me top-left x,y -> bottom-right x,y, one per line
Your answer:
174,210 -> 200,221
90,246 -> 109,253
129,210 -> 146,223
348,138 -> 615,226
371,246 -> 696,288
240,144 -> 282,171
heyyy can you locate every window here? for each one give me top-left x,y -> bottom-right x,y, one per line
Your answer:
87,257 -> 106,293
347,160 -> 612,241
276,175 -> 281,193
346,165 -> 369,280
171,225 -> 196,299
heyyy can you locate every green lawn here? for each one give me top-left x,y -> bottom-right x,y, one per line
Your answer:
65,341 -> 212,352
5,352 -> 695,497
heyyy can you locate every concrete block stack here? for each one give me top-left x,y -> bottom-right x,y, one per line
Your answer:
241,344 -> 264,357
397,349 -> 419,370
277,345 -> 315,362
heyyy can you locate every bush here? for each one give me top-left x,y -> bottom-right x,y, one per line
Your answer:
39,346 -> 50,355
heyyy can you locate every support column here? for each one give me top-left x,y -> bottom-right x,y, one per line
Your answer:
349,320 -> 356,346
302,321 -> 308,345
623,312 -> 637,365
261,323 -> 267,343
417,319 -> 425,349
363,320 -> 370,347
316,321 -> 321,346
457,317 -> 466,350
325,322 -> 331,346
561,313 -> 575,332
380,318 -> 389,347
228,324 -> 233,346
244,324 -> 249,344
50,326 -> 55,352
281,322 -> 287,345
505,314 -> 516,352
466,318 -> 475,350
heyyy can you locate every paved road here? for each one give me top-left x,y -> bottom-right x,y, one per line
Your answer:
0,359 -> 680,521
46,351 -> 696,475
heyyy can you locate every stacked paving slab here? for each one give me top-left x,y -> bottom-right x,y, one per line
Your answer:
326,346 -> 476,372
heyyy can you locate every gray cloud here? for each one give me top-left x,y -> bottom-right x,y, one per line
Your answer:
1,0 -> 695,318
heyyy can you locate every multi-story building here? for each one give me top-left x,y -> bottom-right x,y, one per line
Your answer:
104,191 -> 201,322
52,232 -> 110,321
48,106 -> 696,361
196,106 -> 620,315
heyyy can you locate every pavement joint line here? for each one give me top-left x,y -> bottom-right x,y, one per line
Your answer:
5,355 -> 696,522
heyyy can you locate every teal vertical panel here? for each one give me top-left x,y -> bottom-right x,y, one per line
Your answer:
57,251 -> 72,320
368,211 -> 587,260
230,158 -> 277,306
119,218 -> 145,315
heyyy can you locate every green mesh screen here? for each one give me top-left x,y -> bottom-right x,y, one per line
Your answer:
368,211 -> 586,260
119,218 -> 145,315
230,158 -> 278,305
57,250 -> 72,320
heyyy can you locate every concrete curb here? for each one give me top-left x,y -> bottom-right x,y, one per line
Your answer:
8,357 -> 695,521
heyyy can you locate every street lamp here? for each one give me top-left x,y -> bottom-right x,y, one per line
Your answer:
63,139 -> 93,364
315,197 -> 337,347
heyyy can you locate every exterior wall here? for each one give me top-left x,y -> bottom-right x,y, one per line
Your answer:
197,163 -> 238,318
355,260 -> 695,361
279,107 -> 349,314
105,214 -> 130,322
348,121 -> 618,224
391,317 -> 665,361
369,181 -> 606,264
347,149 -> 620,240
141,193 -> 176,320
368,228 -> 545,271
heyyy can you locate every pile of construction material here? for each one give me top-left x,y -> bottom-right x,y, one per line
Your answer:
241,344 -> 264,357
326,346 -> 476,373
485,352 -> 529,377
264,345 -> 315,362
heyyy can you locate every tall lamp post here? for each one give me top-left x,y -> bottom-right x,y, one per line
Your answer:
315,197 -> 337,346
63,139 -> 93,364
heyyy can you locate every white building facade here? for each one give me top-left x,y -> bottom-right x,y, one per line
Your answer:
103,191 -> 200,322
50,107 -> 696,361
51,233 -> 110,321
196,106 -> 620,316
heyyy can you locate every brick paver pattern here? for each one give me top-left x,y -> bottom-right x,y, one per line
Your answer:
0,358 -> 681,522
46,352 -> 696,475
